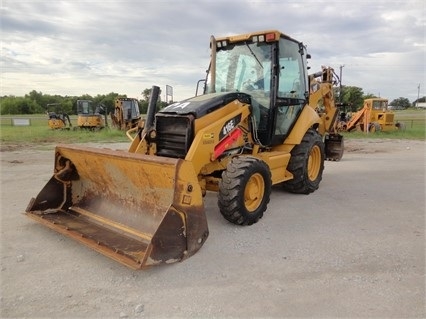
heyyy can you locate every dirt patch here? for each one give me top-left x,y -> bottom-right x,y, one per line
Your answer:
343,138 -> 419,154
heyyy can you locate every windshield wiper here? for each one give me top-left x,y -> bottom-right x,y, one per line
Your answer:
245,43 -> 263,69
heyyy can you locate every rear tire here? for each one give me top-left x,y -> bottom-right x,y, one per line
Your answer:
218,157 -> 272,225
369,122 -> 381,132
282,129 -> 325,194
396,122 -> 406,131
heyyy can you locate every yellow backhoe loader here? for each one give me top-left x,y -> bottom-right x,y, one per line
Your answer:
110,97 -> 141,130
26,30 -> 343,269
337,98 -> 405,132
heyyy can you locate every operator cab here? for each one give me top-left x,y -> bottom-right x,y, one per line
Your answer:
77,100 -> 95,115
205,31 -> 309,146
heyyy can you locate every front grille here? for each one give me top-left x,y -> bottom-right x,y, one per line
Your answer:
155,114 -> 193,158
385,113 -> 394,124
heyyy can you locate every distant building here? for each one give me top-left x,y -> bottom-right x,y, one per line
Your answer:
415,102 -> 426,108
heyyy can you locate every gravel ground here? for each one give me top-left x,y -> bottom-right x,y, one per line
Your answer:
1,138 -> 425,318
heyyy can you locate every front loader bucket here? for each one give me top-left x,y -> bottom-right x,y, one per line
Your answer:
325,134 -> 344,161
26,144 -> 209,269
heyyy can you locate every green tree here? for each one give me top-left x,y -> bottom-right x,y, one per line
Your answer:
140,88 -> 163,114
0,96 -> 20,114
0,96 -> 41,114
363,93 -> 378,100
20,97 -> 37,114
62,100 -> 74,114
390,97 -> 411,110
94,92 -> 120,115
26,90 -> 44,107
341,86 -> 364,111
141,88 -> 152,102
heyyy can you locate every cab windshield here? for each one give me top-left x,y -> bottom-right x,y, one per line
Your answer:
78,100 -> 94,115
211,42 -> 271,93
122,100 -> 141,119
206,37 -> 307,106
372,100 -> 388,110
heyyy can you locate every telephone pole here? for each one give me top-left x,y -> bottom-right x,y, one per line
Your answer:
417,84 -> 420,107
339,65 -> 345,103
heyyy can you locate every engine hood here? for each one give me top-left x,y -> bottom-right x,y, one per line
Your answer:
160,92 -> 251,119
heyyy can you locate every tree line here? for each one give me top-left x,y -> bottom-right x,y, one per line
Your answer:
0,88 -> 171,115
336,86 -> 423,111
0,86 -> 423,115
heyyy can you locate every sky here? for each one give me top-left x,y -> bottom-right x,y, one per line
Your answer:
1,0 -> 425,103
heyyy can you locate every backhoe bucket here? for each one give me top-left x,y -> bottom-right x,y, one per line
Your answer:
26,144 -> 209,269
325,134 -> 344,161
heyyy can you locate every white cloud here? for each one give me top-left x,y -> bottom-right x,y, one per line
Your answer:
1,0 -> 424,101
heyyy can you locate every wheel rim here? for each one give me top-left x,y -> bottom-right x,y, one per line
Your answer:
244,173 -> 265,213
307,145 -> 321,181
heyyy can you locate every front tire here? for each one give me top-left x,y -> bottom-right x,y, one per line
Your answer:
282,129 -> 325,194
218,157 -> 272,225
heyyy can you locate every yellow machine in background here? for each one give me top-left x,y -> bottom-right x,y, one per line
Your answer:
46,103 -> 72,130
76,100 -> 106,130
26,30 -> 344,269
110,97 -> 141,130
338,98 -> 405,132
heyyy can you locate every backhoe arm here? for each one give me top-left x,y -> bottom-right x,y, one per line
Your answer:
308,66 -> 339,135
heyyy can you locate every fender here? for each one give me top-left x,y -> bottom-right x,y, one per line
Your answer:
283,106 -> 320,145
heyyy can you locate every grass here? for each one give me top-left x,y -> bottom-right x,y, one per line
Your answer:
341,109 -> 425,140
1,109 -> 425,147
0,114 -> 130,145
